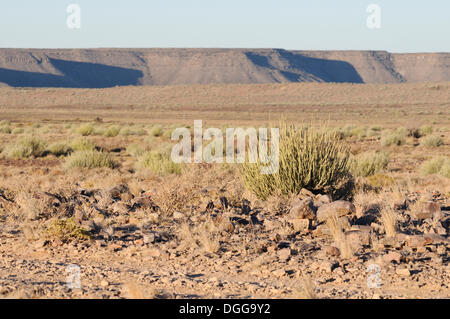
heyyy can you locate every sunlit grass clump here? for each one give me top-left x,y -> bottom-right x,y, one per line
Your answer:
420,135 -> 443,147
48,142 -> 72,157
380,127 -> 407,147
2,136 -> 47,159
136,151 -> 181,175
420,156 -> 450,178
350,151 -> 389,177
75,123 -> 95,136
70,138 -> 96,151
65,150 -> 118,169
103,125 -> 121,137
126,144 -> 146,157
240,122 -> 351,200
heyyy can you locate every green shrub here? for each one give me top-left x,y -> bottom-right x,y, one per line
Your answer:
126,144 -> 145,157
3,136 -> 47,158
70,138 -> 96,151
103,125 -> 121,137
48,143 -> 72,157
76,123 -> 95,136
65,150 -> 118,169
137,151 -> 181,175
119,127 -> 132,136
151,126 -> 163,137
45,217 -> 91,242
419,125 -> 433,136
134,128 -> 148,136
380,128 -> 407,147
350,151 -> 389,177
0,125 -> 12,134
240,123 -> 351,200
420,135 -> 443,147
420,156 -> 450,178
11,128 -> 24,134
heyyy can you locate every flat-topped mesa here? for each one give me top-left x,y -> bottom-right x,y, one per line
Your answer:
0,48 -> 449,88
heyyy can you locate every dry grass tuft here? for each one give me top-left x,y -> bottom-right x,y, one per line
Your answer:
380,209 -> 397,237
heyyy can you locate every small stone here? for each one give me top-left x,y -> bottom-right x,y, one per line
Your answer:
143,233 -> 156,244
437,245 -> 446,255
323,245 -> 340,257
289,198 -> 316,220
395,268 -> 411,277
406,235 -> 427,248
272,269 -> 286,277
109,243 -> 122,251
289,219 -> 310,232
315,194 -> 332,205
316,200 -> 356,222
172,211 -> 184,220
319,261 -> 334,273
100,280 -> 109,287
277,248 -> 291,262
299,188 -> 314,197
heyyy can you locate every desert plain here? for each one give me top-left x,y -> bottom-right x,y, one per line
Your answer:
0,81 -> 449,299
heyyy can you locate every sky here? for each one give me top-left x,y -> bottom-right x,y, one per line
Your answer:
0,0 -> 449,52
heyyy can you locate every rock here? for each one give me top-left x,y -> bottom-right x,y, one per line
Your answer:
395,268 -> 411,277
143,233 -> 156,244
100,280 -> 109,287
383,251 -> 402,263
265,219 -> 283,231
213,216 -> 235,233
345,230 -> 371,246
437,245 -> 446,255
315,194 -> 332,205
289,219 -> 310,232
110,202 -> 131,215
319,261 -> 334,273
109,243 -> 123,251
316,200 -> 356,222
299,188 -> 314,198
415,202 -> 442,220
323,245 -> 340,257
272,269 -> 286,277
277,248 -> 291,262
172,211 -> 184,220
289,198 -> 316,220
107,184 -> 129,200
144,248 -> 161,258
406,235 -> 427,248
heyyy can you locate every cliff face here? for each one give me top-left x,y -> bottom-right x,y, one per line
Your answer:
0,48 -> 448,88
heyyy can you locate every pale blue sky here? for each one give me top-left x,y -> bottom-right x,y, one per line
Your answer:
1,1 -> 449,52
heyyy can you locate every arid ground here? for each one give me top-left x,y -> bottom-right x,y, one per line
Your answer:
0,82 -> 449,299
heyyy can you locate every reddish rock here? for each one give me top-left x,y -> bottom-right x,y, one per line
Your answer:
289,198 -> 316,220
289,219 -> 310,232
323,245 -> 340,257
316,200 -> 356,222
